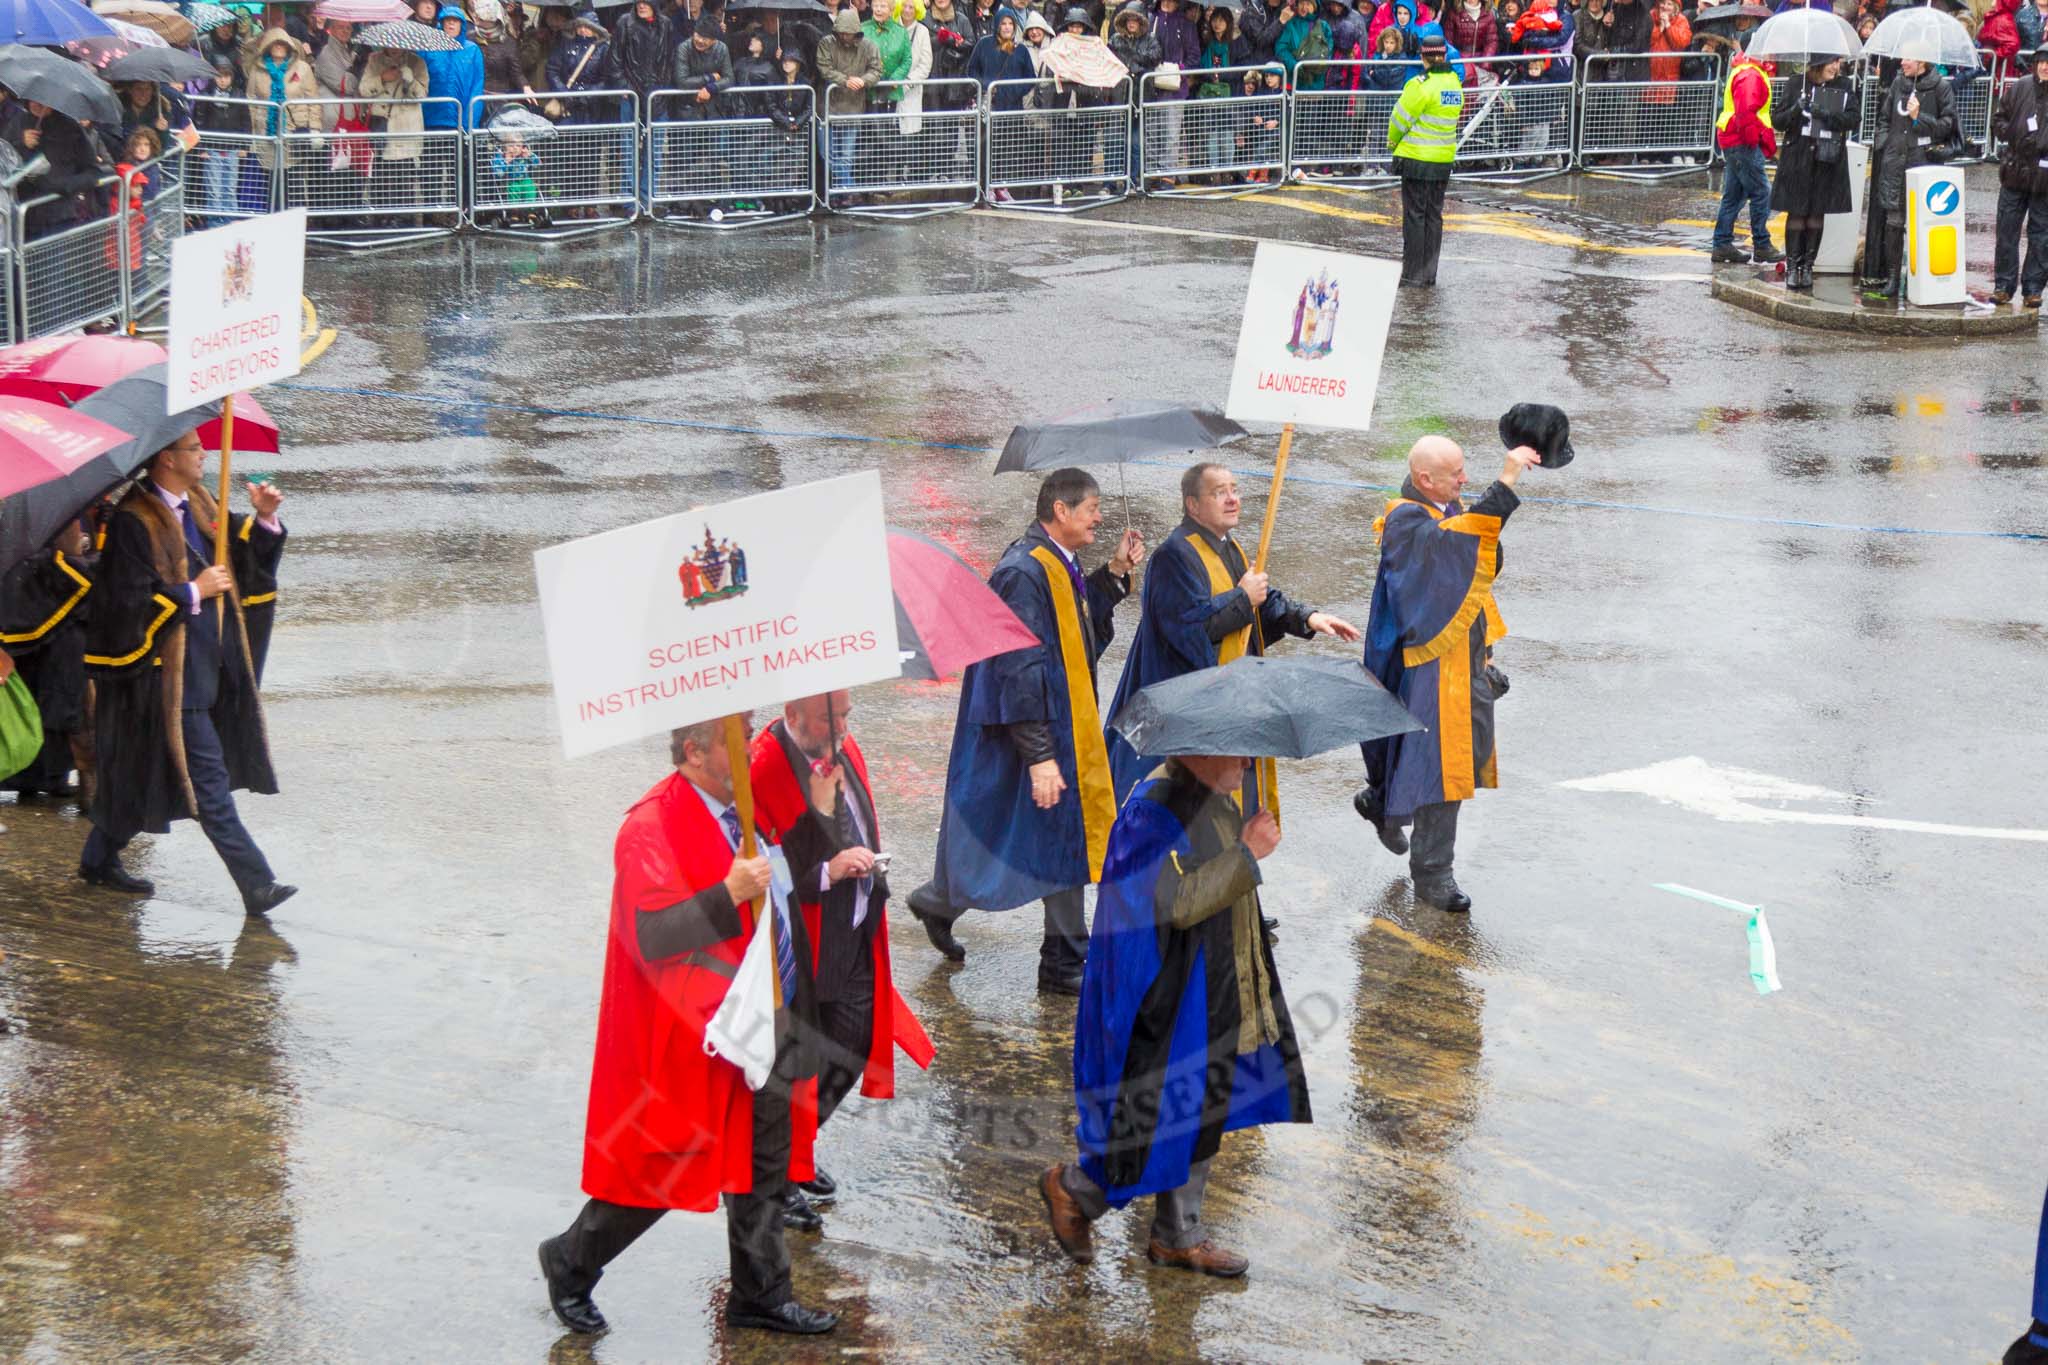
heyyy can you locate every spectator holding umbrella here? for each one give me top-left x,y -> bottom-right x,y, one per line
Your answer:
1770,52 -> 1855,291
359,44 -> 429,219
2,101 -> 116,237
1864,54 -> 1955,294
608,0 -> 676,114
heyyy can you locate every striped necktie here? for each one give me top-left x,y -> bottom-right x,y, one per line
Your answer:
722,806 -> 796,1000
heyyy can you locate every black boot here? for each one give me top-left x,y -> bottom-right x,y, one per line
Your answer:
1782,229 -> 1806,288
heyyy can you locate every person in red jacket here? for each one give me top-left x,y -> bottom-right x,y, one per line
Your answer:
748,691 -> 935,1227
1442,0 -> 1498,82
536,718 -> 839,1338
1711,50 -> 1784,265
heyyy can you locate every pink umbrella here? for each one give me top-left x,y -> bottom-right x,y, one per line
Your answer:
313,0 -> 409,20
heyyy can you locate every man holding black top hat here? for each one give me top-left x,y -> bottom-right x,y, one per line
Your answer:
1354,406 -> 1567,912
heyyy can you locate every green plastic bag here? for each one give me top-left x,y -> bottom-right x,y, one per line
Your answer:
0,672 -> 44,784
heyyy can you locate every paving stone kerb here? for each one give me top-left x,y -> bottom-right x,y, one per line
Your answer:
1712,273 -> 2044,338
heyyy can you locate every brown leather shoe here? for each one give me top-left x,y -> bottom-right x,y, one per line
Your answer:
1146,1238 -> 1249,1278
1038,1166 -> 1094,1264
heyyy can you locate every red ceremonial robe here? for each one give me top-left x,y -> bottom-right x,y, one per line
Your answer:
580,771 -> 819,1209
749,730 -> 936,1173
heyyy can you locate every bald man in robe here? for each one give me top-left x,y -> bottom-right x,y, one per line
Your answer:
1355,435 -> 1538,913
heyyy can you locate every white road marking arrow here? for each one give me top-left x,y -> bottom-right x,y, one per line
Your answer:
1559,755 -> 2048,844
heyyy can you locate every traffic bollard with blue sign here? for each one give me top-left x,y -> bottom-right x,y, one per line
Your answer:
1904,165 -> 1966,306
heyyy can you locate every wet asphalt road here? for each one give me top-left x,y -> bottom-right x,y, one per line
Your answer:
2,168 -> 2044,1364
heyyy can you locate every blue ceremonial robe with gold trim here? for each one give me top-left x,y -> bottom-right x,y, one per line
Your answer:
1103,519 -> 1317,807
1073,764 -> 1311,1205
926,526 -> 1126,912
1361,476 -> 1518,823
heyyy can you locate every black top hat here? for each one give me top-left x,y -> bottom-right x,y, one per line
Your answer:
1498,402 -> 1574,469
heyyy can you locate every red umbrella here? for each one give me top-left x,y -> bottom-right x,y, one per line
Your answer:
0,336 -> 283,454
0,399 -> 133,499
887,528 -> 1039,680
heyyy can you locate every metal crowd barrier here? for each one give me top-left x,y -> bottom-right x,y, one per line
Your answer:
118,144 -> 187,325
15,177 -> 127,338
1455,55 -> 1577,184
982,77 -> 1133,211
821,78 -> 981,219
646,85 -> 817,228
1140,65 -> 1284,197
271,96 -> 464,250
0,213 -> 14,346
1574,51 -> 1722,179
1950,52 -> 2000,163
188,94 -> 286,224
471,90 -> 640,238
1288,63 -> 1401,186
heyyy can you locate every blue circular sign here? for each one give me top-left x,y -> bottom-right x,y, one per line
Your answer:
1924,181 -> 1960,216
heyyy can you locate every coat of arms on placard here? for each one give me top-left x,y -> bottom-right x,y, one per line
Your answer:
1285,269 -> 1339,361
220,240 -> 255,306
677,525 -> 751,608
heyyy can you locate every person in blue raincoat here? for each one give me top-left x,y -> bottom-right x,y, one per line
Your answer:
1037,751 -> 1309,1278
1103,462 -> 1358,807
2008,1188 -> 2048,1364
904,469 -> 1144,994
1355,434 -> 1536,915
421,4 -> 486,131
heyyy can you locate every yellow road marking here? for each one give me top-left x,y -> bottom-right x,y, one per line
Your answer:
298,294 -> 337,368
1518,190 -> 1578,201
1269,189 -> 1704,257
1367,915 -> 1468,965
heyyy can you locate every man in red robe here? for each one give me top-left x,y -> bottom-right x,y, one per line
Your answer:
751,690 -> 935,1226
537,716 -> 839,1338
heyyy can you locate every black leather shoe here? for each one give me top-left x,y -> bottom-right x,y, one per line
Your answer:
1352,786 -> 1408,855
727,1300 -> 839,1335
243,882 -> 298,917
2005,1323 -> 2048,1365
1261,915 -> 1279,939
907,883 -> 967,962
1414,880 -> 1472,914
1037,971 -> 1083,997
79,860 -> 154,896
781,1188 -> 823,1233
800,1169 -> 837,1203
537,1236 -> 608,1335
1752,242 -> 1785,264
1710,245 -> 1751,264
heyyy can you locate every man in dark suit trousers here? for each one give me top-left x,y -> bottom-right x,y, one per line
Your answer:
79,430 -> 296,915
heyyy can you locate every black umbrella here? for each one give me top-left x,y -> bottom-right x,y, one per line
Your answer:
1110,655 -> 1422,761
68,363 -> 232,465
0,44 -> 123,125
996,400 -> 1249,526
727,0 -> 831,11
102,43 -> 215,81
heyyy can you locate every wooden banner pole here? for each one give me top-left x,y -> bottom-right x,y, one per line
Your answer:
1251,421 -> 1293,575
721,712 -> 780,1010
212,393 -> 236,631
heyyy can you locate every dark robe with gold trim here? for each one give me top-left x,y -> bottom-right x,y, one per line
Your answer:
0,548 -> 93,791
83,485 -> 282,842
1361,476 -> 1517,822
1103,518 -> 1318,807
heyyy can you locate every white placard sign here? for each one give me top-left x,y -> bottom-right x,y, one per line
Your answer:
535,472 -> 901,759
1224,241 -> 1400,432
166,208 -> 307,411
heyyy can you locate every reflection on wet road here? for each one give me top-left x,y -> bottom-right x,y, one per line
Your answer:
2,173 -> 2043,1362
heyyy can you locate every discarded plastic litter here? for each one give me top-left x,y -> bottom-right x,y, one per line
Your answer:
1654,882 -> 1784,997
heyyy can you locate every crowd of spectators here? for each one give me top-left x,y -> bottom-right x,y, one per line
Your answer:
0,0 -> 2038,238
